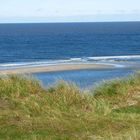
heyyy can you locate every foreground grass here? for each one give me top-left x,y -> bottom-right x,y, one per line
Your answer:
0,73 -> 140,140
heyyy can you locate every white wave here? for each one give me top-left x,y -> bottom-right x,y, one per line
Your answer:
87,55 -> 140,60
69,58 -> 83,61
0,55 -> 140,69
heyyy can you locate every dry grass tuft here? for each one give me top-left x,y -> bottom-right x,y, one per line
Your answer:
0,73 -> 140,139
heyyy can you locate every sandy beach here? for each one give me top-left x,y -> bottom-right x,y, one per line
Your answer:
0,63 -> 112,75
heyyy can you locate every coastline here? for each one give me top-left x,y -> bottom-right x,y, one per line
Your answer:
0,63 -> 113,75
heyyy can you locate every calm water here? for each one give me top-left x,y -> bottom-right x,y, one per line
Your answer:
33,68 -> 134,89
0,22 -> 140,87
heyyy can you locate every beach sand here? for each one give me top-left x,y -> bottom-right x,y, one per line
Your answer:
0,63 -> 113,75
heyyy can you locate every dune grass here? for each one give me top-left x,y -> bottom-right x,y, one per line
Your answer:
0,73 -> 140,140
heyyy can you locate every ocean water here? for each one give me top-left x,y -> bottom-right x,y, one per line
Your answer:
33,68 -> 134,89
0,22 -> 140,88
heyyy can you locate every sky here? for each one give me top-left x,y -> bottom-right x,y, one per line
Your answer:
0,0 -> 140,23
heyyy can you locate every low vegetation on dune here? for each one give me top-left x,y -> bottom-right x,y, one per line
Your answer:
0,73 -> 140,140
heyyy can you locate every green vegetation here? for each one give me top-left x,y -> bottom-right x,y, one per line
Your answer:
0,73 -> 140,140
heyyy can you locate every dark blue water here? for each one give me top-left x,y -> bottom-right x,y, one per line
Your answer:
0,22 -> 140,63
0,22 -> 140,88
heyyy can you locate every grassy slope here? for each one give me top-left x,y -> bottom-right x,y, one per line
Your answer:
0,73 -> 140,140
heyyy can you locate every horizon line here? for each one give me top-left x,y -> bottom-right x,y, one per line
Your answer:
0,20 -> 140,24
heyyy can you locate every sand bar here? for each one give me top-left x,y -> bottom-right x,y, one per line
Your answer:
0,63 -> 113,75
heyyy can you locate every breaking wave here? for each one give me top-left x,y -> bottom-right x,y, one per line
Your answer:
0,55 -> 140,70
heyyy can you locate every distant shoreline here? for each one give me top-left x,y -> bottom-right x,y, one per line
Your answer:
0,63 -> 113,75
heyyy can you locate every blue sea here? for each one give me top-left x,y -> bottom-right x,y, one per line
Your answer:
0,22 -> 140,88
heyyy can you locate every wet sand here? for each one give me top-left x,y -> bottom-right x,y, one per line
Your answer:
0,63 -> 113,75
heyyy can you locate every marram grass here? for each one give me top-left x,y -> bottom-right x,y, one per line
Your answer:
0,73 -> 140,140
